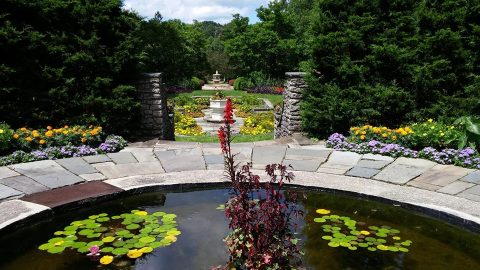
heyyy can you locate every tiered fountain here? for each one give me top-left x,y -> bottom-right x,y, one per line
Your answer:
201,70 -> 233,91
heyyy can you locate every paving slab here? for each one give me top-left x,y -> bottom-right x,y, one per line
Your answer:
321,151 -> 361,167
10,160 -> 83,188
158,155 -> 206,173
356,159 -> 391,169
202,147 -> 223,155
252,145 -> 287,165
284,159 -> 322,172
317,167 -> 349,175
0,200 -> 50,230
413,165 -> 473,187
121,147 -> 158,162
437,181 -> 476,195
373,158 -> 436,185
460,170 -> 480,184
82,154 -> 111,164
230,146 -> 253,161
21,181 -> 123,208
107,152 -> 138,164
407,181 -> 440,191
55,157 -> 97,175
0,184 -> 23,200
94,162 -> 165,179
173,148 -> 203,156
362,154 -> 394,162
0,176 -> 48,195
207,164 -> 224,170
204,155 -> 224,165
79,173 -> 107,182
284,148 -> 331,161
346,167 -> 380,178
458,185 -> 480,202
0,167 -> 20,179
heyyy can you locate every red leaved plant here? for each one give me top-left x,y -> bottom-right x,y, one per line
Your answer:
216,99 -> 303,269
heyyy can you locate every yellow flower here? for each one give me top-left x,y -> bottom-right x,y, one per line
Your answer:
63,130 -> 69,135
20,127 -> 27,132
360,230 -> 370,235
316,209 -> 331,215
428,119 -> 433,123
39,139 -> 46,145
64,125 -> 69,128
13,134 -> 19,139
360,135 -> 365,140
25,136 -> 33,142
135,211 -> 148,216
127,249 -> 143,259
0,129 -> 3,134
401,131 -> 407,136
100,255 -> 113,265
392,136 -> 397,140
440,132 -> 445,137
382,133 -> 387,138
81,137 -> 87,143
32,131 -> 40,138
45,130 -> 54,137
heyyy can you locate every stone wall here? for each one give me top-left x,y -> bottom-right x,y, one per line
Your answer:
274,72 -> 307,138
137,73 -> 174,139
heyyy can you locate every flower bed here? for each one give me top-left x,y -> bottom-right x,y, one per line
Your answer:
240,112 -> 274,135
0,135 -> 127,166
246,85 -> 284,95
174,114 -> 204,136
0,124 -> 108,153
327,133 -> 480,169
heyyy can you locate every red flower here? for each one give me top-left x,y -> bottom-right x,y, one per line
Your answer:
218,127 -> 228,153
224,98 -> 234,124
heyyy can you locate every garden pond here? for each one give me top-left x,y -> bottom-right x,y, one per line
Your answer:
0,187 -> 479,269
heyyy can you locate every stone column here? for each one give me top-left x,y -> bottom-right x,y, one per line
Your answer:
137,73 -> 173,139
274,72 -> 307,139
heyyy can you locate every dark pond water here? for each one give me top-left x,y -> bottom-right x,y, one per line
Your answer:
1,187 -> 480,270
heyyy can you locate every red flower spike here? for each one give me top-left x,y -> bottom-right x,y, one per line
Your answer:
224,98 -> 234,124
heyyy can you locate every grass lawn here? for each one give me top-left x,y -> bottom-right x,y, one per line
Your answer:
175,133 -> 274,143
167,90 -> 283,107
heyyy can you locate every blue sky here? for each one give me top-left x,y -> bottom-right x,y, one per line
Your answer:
123,0 -> 272,24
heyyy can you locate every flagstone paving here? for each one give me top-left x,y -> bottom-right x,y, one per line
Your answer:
1,138 -> 480,230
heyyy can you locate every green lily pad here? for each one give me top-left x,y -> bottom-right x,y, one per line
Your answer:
47,246 -> 65,254
112,248 -> 129,256
102,236 -> 116,243
126,224 -> 140,230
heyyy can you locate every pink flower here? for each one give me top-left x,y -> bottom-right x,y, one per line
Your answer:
263,254 -> 272,264
87,245 -> 100,256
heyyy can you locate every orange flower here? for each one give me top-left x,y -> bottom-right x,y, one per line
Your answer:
39,139 -> 46,145
81,137 -> 87,143
45,130 -> 54,137
360,135 -> 366,140
47,126 -> 53,130
25,136 -> 33,142
13,134 -> 19,139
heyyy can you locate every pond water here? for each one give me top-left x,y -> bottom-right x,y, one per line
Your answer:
1,187 -> 480,270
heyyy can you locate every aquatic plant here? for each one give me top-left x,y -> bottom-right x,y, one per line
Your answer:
314,209 -> 412,252
218,99 -> 303,269
38,210 -> 181,266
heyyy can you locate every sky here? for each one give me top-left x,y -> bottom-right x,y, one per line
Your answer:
123,0 -> 272,24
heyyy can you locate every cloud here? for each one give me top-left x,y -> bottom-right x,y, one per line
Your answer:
123,0 -> 272,24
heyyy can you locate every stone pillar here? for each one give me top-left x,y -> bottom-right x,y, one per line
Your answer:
137,73 -> 174,139
274,72 -> 307,139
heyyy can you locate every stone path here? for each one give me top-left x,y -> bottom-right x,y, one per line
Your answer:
1,139 -> 480,231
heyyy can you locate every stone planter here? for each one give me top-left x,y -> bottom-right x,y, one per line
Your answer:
208,99 -> 227,122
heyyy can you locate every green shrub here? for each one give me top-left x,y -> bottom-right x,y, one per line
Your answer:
190,76 -> 205,90
0,123 -> 14,154
173,96 -> 195,106
234,77 -> 253,90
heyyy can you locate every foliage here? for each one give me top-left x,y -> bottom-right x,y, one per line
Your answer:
190,76 -> 205,90
174,114 -> 204,136
302,0 -> 480,138
327,133 -> 480,169
137,13 -> 209,82
0,123 -> 14,153
233,77 -> 253,91
247,86 -> 284,95
174,133 -> 274,143
240,112 -> 274,135
313,209 -> 412,252
0,135 -> 127,166
454,116 -> 480,149
218,100 -> 302,269
0,0 -> 142,137
38,210 -> 180,266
